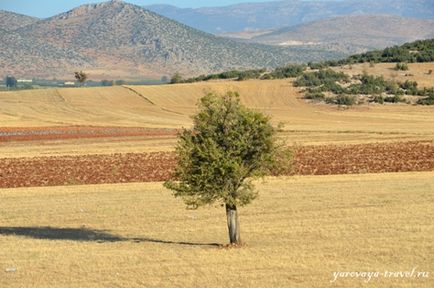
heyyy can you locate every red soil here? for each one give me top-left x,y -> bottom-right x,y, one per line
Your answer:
1,141 -> 433,189
0,126 -> 178,142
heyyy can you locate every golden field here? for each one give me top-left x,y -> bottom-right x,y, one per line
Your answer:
1,172 -> 433,287
1,77 -> 434,159
333,62 -> 434,88
0,74 -> 433,287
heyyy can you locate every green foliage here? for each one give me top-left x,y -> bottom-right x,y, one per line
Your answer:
304,91 -> 325,101
74,71 -> 88,84
326,95 -> 357,106
269,64 -> 306,79
170,72 -> 183,84
307,62 -> 328,70
371,95 -> 384,104
164,91 -> 284,209
348,74 -> 390,95
384,95 -> 404,103
114,80 -> 126,86
324,39 -> 434,66
417,90 -> 434,105
5,76 -> 17,88
183,69 -> 266,83
394,62 -> 409,71
399,80 -> 418,95
100,80 -> 113,86
294,69 -> 349,87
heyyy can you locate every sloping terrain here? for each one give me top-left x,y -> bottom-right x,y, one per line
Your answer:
146,0 -> 434,33
0,29 -> 93,79
252,15 -> 434,54
1,79 -> 434,140
0,10 -> 38,31
2,1 -> 331,80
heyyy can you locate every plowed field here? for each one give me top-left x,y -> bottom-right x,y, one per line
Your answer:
1,141 -> 433,188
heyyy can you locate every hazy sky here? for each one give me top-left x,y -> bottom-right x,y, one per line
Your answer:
0,0 -> 300,18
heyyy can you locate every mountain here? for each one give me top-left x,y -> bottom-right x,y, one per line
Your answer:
2,0 -> 341,80
0,10 -> 39,32
251,15 -> 434,54
0,28 -> 93,79
146,0 -> 434,33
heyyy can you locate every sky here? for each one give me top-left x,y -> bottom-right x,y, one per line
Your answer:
0,0 -> 292,18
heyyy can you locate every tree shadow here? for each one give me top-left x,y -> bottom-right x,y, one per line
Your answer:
0,226 -> 221,247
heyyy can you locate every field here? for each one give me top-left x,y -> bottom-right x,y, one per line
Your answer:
1,76 -> 433,287
333,62 -> 434,88
1,173 -> 433,287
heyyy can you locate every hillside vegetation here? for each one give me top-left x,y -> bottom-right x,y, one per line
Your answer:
0,2 -> 340,80
252,15 -> 434,55
0,10 -> 38,31
147,0 -> 434,33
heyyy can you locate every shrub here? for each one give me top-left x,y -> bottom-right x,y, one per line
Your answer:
294,69 -> 349,87
326,95 -> 357,106
371,95 -> 384,104
270,64 -> 306,79
395,62 -> 409,71
384,95 -> 404,103
304,91 -> 325,101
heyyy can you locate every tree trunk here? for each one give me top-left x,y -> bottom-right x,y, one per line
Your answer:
225,204 -> 241,244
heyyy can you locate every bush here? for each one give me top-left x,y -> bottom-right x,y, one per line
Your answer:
384,95 -> 404,103
270,64 -> 306,79
395,62 -> 409,71
417,98 -> 434,105
170,72 -> 183,84
304,91 -> 325,101
308,62 -> 328,70
294,69 -> 349,87
371,95 -> 384,104
326,95 -> 357,106
399,80 -> 418,95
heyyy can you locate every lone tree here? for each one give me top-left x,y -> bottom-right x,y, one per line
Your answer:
5,76 -> 17,88
164,91 -> 286,245
74,71 -> 88,85
170,72 -> 183,84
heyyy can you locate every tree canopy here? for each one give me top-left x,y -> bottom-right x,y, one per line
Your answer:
164,91 -> 287,244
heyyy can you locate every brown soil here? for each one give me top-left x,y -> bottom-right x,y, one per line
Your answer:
0,126 -> 178,142
1,141 -> 433,189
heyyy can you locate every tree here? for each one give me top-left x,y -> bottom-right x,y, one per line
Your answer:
170,72 -> 183,84
114,80 -> 126,86
74,71 -> 88,85
164,91 -> 285,245
101,80 -> 113,86
5,76 -> 17,88
161,75 -> 169,83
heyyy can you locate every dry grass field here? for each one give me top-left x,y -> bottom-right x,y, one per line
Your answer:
333,62 -> 434,88
1,173 -> 433,287
1,78 -> 434,158
0,76 -> 433,287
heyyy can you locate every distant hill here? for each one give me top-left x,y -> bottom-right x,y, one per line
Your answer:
0,10 -> 38,32
146,0 -> 434,33
251,15 -> 434,54
326,39 -> 434,65
1,1 -> 342,80
0,28 -> 93,79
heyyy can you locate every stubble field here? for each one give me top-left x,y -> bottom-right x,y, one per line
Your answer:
1,173 -> 433,287
0,75 -> 433,287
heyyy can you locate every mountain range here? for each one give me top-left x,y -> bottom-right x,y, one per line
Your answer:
146,0 -> 434,33
1,0 -> 433,80
248,15 -> 434,54
1,1 -> 341,80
